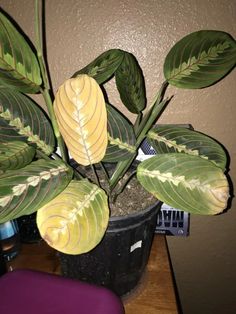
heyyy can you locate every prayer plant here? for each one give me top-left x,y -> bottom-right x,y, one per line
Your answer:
0,2 -> 235,255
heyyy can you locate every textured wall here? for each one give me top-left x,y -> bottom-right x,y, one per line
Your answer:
1,1 -> 236,313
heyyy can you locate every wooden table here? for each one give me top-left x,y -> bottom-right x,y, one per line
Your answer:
7,235 -> 179,314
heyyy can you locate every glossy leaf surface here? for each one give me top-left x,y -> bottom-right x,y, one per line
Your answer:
0,11 -> 42,93
37,179 -> 109,255
0,141 -> 35,171
147,126 -> 227,169
0,88 -> 55,155
164,30 -> 236,89
137,153 -> 229,215
115,52 -> 146,113
103,103 -> 136,162
54,75 -> 108,166
0,159 -> 73,223
72,49 -> 124,84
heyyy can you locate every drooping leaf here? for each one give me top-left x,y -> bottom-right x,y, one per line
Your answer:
72,49 -> 124,84
36,179 -> 109,255
0,141 -> 35,171
137,153 -> 229,215
54,75 -> 108,166
0,159 -> 73,223
115,52 -> 146,114
164,30 -> 236,89
0,11 -> 42,93
102,103 -> 136,162
0,87 -> 55,155
147,126 -> 227,170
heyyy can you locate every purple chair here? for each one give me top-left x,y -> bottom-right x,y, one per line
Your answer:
0,269 -> 125,314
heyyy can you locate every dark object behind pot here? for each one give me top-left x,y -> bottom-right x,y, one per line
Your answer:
17,213 -> 41,243
0,245 -> 7,276
60,201 -> 161,296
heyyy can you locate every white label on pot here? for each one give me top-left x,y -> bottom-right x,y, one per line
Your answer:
130,240 -> 142,252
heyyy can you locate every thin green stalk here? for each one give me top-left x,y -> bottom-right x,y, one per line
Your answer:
109,155 -> 136,192
51,153 -> 61,160
90,164 -> 101,188
135,97 -> 170,148
41,88 -> 68,162
109,83 -> 169,192
133,112 -> 142,134
112,170 -> 136,201
35,0 -> 49,89
136,81 -> 168,137
35,0 -> 68,163
99,162 -> 110,182
73,170 -> 85,180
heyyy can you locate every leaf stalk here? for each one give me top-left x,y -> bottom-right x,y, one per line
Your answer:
35,0 -> 68,164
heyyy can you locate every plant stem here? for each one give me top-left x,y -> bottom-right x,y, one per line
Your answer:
135,97 -> 170,147
109,82 -> 169,192
41,88 -> 69,163
35,0 -> 68,163
135,81 -> 168,137
133,112 -> 142,134
90,164 -> 101,188
109,156 -> 136,192
112,170 -> 136,202
99,162 -> 110,182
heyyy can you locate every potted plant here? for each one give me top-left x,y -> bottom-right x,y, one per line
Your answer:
0,2 -> 235,295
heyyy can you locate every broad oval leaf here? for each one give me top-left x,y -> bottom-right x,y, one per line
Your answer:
0,11 -> 42,93
115,52 -> 146,114
54,75 -> 108,166
0,141 -> 35,171
0,87 -> 55,155
137,153 -> 229,215
147,126 -> 227,170
36,179 -> 109,255
164,30 -> 236,89
72,49 -> 124,84
0,159 -> 73,223
102,103 -> 136,162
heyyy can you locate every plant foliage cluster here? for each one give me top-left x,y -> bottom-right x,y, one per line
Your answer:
0,2 -> 235,254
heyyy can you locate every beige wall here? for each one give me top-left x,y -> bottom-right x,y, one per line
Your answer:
1,1 -> 236,313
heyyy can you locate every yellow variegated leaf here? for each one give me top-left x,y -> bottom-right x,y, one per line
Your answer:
54,75 -> 108,166
36,180 -> 109,255
137,154 -> 229,215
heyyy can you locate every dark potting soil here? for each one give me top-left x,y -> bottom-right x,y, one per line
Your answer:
74,163 -> 157,217
109,175 -> 156,217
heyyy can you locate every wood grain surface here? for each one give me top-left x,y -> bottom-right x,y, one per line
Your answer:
7,235 -> 179,314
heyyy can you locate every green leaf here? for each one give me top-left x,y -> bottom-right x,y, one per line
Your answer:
0,87 -> 55,155
137,154 -> 229,215
164,30 -> 236,89
72,49 -> 124,84
115,52 -> 146,113
102,103 -> 136,162
0,11 -> 42,93
0,159 -> 73,223
37,179 -> 109,254
0,141 -> 35,171
147,126 -> 227,170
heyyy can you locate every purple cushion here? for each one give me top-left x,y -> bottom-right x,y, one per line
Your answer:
0,269 -> 124,314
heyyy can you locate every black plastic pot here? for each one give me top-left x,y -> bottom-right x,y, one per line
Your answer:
60,201 -> 161,296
